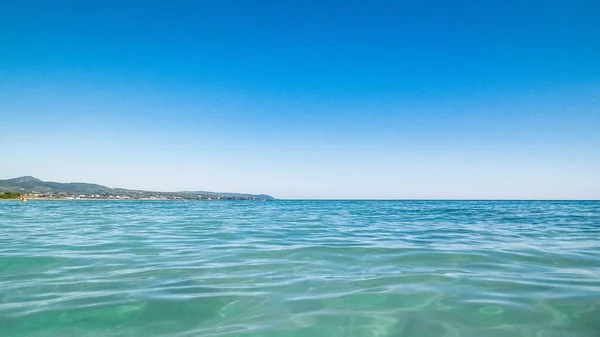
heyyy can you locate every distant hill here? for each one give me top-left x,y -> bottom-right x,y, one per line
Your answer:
0,176 -> 275,200
0,176 -> 114,195
184,191 -> 275,200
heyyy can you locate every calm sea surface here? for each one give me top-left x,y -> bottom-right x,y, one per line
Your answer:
1,200 -> 599,337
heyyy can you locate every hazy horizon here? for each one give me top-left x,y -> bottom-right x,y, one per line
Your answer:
2,175 -> 599,201
2,1 -> 599,199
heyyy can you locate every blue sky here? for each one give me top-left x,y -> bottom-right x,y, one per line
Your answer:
1,0 -> 599,199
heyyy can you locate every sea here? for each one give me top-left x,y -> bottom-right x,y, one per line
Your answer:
1,200 -> 599,337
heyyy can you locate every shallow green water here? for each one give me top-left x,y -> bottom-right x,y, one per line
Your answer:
1,200 -> 599,336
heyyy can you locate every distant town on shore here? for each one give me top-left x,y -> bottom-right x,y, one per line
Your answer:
0,176 -> 274,201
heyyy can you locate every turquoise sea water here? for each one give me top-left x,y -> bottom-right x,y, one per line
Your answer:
1,200 -> 599,337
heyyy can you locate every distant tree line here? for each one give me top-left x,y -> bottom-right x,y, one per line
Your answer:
0,192 -> 21,199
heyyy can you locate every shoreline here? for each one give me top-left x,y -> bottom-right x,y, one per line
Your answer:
1,197 -> 264,201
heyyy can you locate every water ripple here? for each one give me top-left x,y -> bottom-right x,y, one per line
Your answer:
1,200 -> 599,336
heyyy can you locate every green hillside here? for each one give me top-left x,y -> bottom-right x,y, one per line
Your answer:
0,176 -> 275,200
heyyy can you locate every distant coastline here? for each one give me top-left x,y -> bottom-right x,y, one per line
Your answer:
0,176 -> 274,201
6,196 -> 261,201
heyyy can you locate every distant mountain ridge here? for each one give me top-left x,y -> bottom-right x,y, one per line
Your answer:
0,176 -> 275,200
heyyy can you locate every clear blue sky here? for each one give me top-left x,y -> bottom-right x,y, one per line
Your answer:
1,0 -> 599,199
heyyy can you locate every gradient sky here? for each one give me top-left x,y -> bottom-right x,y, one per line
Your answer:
1,0 -> 599,199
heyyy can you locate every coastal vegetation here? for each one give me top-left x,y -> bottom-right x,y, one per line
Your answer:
0,192 -> 21,199
0,176 -> 274,200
